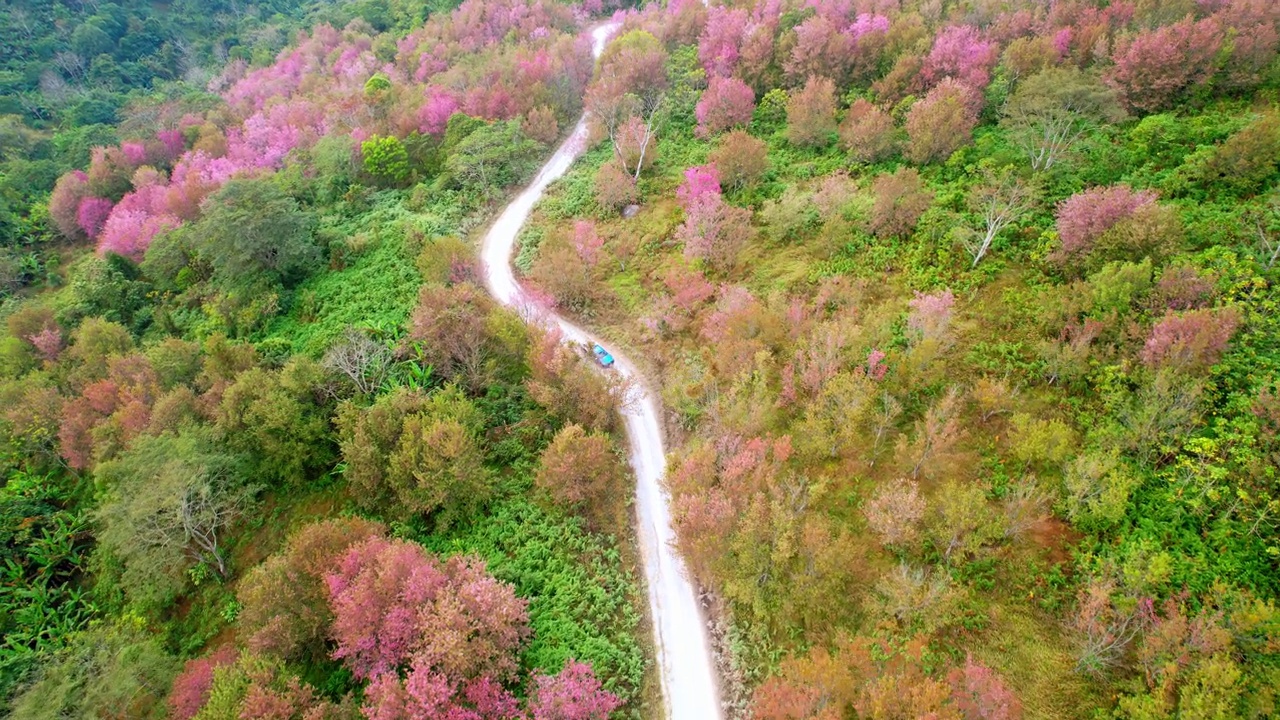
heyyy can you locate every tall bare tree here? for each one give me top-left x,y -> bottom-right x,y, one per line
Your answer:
1002,66 -> 1125,171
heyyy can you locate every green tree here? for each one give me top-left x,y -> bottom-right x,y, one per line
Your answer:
361,134 -> 411,187
189,177 -> 320,290
1001,66 -> 1124,171
94,430 -> 253,605
214,359 -> 334,486
444,120 -> 540,193
7,622 -> 178,720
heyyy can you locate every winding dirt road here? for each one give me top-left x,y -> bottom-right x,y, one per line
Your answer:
478,21 -> 724,720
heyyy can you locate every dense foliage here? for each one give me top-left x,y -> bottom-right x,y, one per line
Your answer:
0,0 -> 649,716
515,0 -> 1280,716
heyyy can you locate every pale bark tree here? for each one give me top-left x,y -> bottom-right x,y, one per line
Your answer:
323,327 -> 392,396
966,166 -> 1039,268
1002,66 -> 1124,171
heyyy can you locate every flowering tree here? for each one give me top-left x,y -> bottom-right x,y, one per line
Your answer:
863,479 -> 927,549
1054,185 -> 1157,259
586,31 -> 668,181
326,536 -> 529,681
839,99 -> 898,163
1141,308 -> 1241,372
785,76 -> 837,148
947,657 -> 1024,720
699,6 -> 749,77
868,167 -> 933,239
676,164 -> 722,209
908,289 -> 956,344
594,160 -> 639,212
1108,17 -> 1223,113
528,661 -> 622,720
905,79 -> 981,164
785,15 -> 852,84
49,171 -> 92,241
709,129 -> 769,189
238,518 -> 385,660
678,188 -> 753,273
696,76 -> 755,137
535,423 -> 625,526
168,647 -> 238,720
921,25 -> 999,92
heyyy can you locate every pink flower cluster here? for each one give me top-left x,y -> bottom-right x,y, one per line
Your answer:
1055,185 -> 1157,258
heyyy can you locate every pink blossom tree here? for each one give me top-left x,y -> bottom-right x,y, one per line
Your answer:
839,99 -> 898,163
699,6 -> 749,77
904,79 -> 981,164
676,164 -> 722,209
1142,308 -> 1241,372
49,171 -> 92,241
1054,185 -> 1157,258
76,196 -> 114,239
529,661 -> 622,720
922,25 -> 999,92
947,656 -> 1024,720
326,537 -> 529,682
680,194 -> 752,273
695,76 -> 755,137
1108,17 -> 1223,113
908,289 -> 956,343
168,647 -> 237,720
785,15 -> 852,84
785,75 -> 837,148
419,87 -> 460,136
572,220 -> 604,266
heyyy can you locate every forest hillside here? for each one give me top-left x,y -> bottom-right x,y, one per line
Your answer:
1,0 -> 1279,719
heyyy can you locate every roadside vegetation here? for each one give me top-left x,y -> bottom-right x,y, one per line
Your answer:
516,0 -> 1280,717
0,1 -> 647,717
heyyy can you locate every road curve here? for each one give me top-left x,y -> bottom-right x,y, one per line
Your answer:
478,21 -> 724,720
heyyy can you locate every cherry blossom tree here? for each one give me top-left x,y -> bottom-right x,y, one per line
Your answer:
863,479 -> 926,549
785,15 -> 852,84
1108,17 -> 1223,113
947,657 -> 1024,720
594,160 -> 639,213
168,647 -> 238,720
922,25 -> 999,92
535,423 -> 625,525
868,167 -> 933,240
586,31 -> 668,181
679,193 -> 753,273
785,76 -> 837,148
905,79 -> 981,164
696,76 -> 755,137
1054,184 -> 1157,259
326,536 -> 529,681
528,661 -> 622,720
676,164 -> 722,209
709,130 -> 769,189
699,6 -> 749,77
839,99 -> 898,163
1141,308 -> 1241,372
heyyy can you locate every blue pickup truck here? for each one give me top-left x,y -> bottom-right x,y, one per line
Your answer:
591,343 -> 615,368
